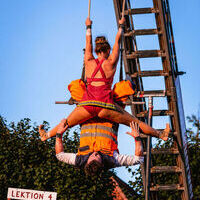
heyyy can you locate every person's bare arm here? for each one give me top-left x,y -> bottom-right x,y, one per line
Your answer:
109,17 -> 125,66
85,18 -> 94,63
55,119 -> 76,165
126,122 -> 143,157
135,139 -> 143,157
113,122 -> 144,167
55,137 -> 64,154
55,119 -> 68,154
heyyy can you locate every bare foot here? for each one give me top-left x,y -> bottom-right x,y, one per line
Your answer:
159,123 -> 170,141
39,125 -> 48,141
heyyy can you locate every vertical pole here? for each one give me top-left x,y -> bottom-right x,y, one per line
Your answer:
145,96 -> 153,200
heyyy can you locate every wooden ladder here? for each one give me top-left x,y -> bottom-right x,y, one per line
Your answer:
113,0 -> 193,199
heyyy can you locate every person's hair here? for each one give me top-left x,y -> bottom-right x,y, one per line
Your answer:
84,159 -> 104,176
95,36 -> 111,54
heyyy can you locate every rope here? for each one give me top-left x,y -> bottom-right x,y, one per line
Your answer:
88,0 -> 91,19
81,0 -> 91,81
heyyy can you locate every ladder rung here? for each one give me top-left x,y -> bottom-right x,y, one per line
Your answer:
151,166 -> 182,173
134,90 -> 167,97
124,100 -> 145,105
150,184 -> 184,191
131,70 -> 169,77
124,29 -> 161,36
126,50 -> 165,59
143,148 -> 179,155
136,110 -> 174,117
124,8 -> 159,15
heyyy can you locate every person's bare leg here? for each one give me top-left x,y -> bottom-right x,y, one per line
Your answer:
39,107 -> 93,141
98,104 -> 170,141
67,106 -> 93,126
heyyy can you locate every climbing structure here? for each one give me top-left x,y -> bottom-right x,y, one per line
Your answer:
113,0 -> 193,199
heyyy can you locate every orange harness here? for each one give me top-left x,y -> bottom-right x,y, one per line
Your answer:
68,79 -> 135,103
78,119 -> 119,156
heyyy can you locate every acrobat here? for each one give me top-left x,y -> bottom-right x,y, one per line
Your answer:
55,118 -> 144,176
39,16 -> 170,142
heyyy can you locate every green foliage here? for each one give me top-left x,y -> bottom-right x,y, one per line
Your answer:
0,116 -> 115,200
186,115 -> 200,199
128,114 -> 200,200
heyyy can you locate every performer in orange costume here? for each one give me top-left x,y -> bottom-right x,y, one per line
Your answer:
55,119 -> 144,176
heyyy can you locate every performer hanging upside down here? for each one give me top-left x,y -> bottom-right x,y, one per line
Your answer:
39,17 -> 170,141
55,118 -> 144,176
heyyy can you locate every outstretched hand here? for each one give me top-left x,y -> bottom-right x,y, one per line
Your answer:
57,119 -> 68,135
126,121 -> 140,138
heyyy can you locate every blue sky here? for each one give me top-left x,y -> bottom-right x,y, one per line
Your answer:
0,0 -> 200,183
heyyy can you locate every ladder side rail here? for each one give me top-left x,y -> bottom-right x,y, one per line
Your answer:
113,0 -> 145,96
154,0 -> 193,199
113,0 -> 135,75
153,0 -> 178,143
162,0 -> 176,75
159,2 -> 193,200
113,0 -> 148,192
126,0 -> 145,95
112,0 -> 148,138
145,97 -> 153,200
164,0 -> 179,74
161,0 -> 177,77
113,0 -> 147,116
158,2 -> 190,199
125,0 -> 147,116
121,2 -> 149,191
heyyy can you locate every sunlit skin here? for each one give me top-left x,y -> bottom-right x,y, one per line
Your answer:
87,152 -> 102,165
84,17 -> 125,87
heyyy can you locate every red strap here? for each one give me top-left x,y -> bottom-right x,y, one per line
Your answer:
91,59 -> 106,80
87,59 -> 114,84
